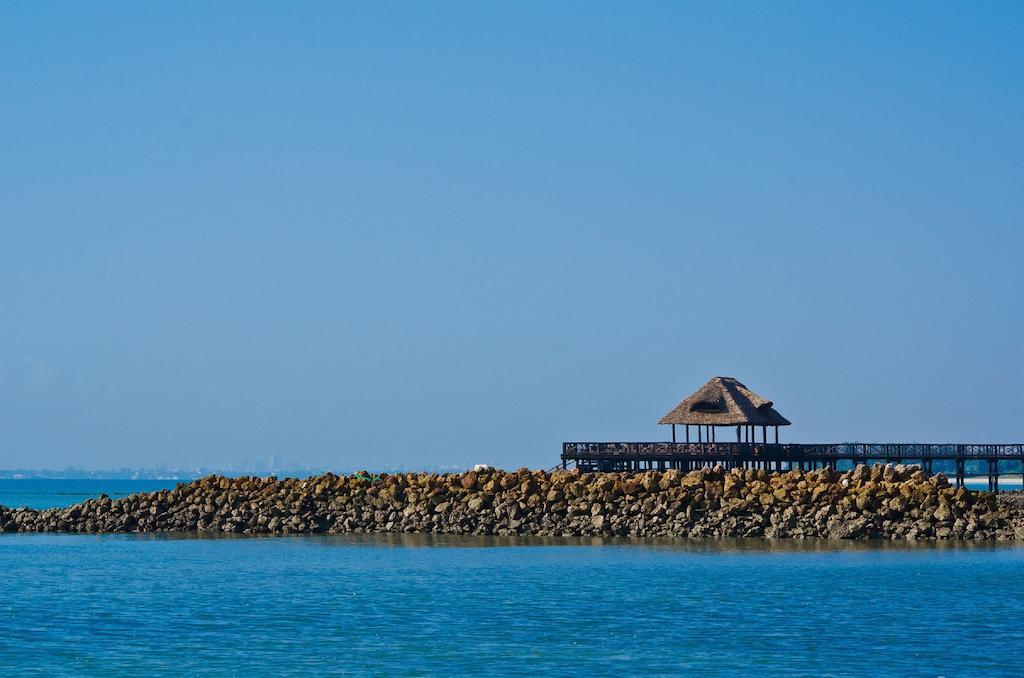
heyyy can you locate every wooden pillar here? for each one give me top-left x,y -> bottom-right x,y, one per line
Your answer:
685,425 -> 690,444
698,426 -> 703,443
736,426 -> 741,443
672,424 -> 676,444
774,426 -> 779,444
711,426 -> 716,443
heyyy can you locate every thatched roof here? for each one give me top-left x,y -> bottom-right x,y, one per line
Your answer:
658,377 -> 791,427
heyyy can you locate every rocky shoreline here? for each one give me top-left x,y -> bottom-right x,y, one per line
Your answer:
2,464 -> 1023,540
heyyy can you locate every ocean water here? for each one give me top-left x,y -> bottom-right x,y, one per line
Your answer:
0,534 -> 1023,676
2,480 -> 1024,676
0,479 -> 185,510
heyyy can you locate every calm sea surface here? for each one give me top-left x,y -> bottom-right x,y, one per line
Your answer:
0,479 -> 185,510
2,480 -> 1024,676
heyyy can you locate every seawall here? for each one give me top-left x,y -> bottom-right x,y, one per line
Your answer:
2,464 -> 1023,540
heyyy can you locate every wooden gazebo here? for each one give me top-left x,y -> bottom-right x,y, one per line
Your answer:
658,376 -> 791,445
562,376 -> 1023,490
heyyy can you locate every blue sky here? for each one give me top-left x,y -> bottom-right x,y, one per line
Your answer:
2,2 -> 1022,471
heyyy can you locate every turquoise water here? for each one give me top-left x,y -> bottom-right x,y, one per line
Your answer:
3,480 -> 1024,675
1,533 -> 1023,676
0,479 -> 184,510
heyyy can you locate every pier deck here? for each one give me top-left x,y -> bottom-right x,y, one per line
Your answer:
560,442 -> 1024,492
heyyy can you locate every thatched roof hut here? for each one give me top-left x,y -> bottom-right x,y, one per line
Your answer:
659,377 -> 790,443
659,377 -> 791,427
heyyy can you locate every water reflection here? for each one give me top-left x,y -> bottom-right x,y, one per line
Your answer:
3,529 -> 1018,552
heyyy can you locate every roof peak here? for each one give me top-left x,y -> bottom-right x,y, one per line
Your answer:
658,376 -> 791,427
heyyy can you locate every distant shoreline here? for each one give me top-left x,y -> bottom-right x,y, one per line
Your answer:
0,467 -> 457,481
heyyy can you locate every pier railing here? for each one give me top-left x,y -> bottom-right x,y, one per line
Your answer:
560,442 -> 1024,492
562,442 -> 1024,460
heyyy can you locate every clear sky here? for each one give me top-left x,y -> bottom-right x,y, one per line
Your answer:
2,2 -> 1023,472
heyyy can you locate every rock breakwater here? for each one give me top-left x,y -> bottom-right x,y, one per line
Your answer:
2,464 -> 1023,540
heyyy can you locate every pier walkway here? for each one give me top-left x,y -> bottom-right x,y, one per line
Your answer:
560,442 -> 1024,492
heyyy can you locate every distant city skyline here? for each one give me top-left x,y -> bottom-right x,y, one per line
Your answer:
2,2 -> 1023,471
0,452 -> 468,480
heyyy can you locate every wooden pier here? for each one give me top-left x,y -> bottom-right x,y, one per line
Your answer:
560,442 -> 1024,493
569,376 -> 1024,492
